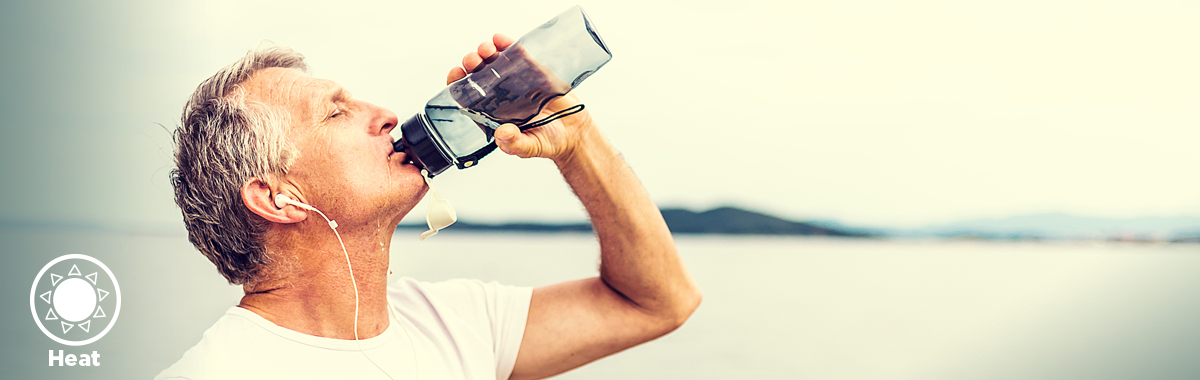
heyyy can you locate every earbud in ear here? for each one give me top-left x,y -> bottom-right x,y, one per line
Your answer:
275,194 -> 317,212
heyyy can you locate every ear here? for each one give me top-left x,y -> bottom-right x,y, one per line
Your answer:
242,177 -> 308,224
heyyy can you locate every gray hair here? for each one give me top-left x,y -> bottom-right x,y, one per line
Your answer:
171,45 -> 307,285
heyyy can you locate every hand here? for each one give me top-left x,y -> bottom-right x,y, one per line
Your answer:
446,33 -> 597,163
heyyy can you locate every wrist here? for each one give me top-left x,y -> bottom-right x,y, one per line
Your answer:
552,115 -> 613,170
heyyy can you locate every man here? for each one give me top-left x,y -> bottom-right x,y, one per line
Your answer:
157,33 -> 701,380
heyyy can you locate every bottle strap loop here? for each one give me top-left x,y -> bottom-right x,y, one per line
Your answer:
519,104 -> 586,131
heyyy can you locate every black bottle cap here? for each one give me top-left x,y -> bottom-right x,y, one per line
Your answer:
397,113 -> 453,177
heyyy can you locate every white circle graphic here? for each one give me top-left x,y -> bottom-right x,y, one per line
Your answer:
53,278 -> 97,322
29,254 -> 122,346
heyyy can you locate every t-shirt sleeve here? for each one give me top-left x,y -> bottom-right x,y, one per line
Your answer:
420,279 -> 533,380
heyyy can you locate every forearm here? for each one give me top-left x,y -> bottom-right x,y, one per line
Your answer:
554,119 -> 702,321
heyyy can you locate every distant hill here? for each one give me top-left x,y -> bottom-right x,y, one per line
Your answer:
659,207 -> 865,236
398,206 -> 866,237
901,213 -> 1200,240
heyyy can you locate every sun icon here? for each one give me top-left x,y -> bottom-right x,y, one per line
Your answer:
30,254 -> 121,346
39,264 -> 111,334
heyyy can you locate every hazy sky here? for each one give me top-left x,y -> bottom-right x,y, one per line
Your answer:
0,0 -> 1196,229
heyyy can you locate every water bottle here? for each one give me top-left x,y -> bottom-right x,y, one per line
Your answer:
395,5 -> 612,177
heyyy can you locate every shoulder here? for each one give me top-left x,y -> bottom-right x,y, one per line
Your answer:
153,307 -> 273,380
389,277 -> 533,379
389,277 -> 532,318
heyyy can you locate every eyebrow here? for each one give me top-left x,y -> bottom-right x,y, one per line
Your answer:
315,85 -> 351,119
328,86 -> 352,103
312,84 -> 352,127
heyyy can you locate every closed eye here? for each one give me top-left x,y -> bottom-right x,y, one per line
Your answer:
327,107 -> 347,120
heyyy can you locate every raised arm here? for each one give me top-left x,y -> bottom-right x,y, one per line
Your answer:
448,34 -> 703,379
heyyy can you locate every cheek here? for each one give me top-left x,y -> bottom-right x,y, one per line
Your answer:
345,154 -> 390,190
297,151 -> 379,198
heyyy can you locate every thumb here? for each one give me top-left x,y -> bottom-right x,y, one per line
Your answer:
494,124 -> 541,158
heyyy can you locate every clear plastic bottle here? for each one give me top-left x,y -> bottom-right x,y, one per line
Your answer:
396,5 -> 612,177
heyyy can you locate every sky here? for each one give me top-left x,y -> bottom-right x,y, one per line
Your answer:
0,0 -> 1196,230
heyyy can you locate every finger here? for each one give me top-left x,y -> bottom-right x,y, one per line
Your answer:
446,67 -> 466,85
477,41 -> 497,61
462,52 -> 483,73
494,124 -> 540,158
493,33 -> 516,50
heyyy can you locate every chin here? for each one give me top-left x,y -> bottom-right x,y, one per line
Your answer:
385,182 -> 428,222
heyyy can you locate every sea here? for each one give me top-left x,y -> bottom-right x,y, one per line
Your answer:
2,226 -> 1198,379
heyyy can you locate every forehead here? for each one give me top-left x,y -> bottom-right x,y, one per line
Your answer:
238,67 -> 344,112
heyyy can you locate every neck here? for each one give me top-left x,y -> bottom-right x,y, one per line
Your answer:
239,217 -> 397,340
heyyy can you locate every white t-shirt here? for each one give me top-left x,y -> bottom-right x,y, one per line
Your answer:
155,278 -> 533,380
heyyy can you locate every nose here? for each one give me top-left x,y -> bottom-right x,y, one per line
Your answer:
365,101 -> 399,135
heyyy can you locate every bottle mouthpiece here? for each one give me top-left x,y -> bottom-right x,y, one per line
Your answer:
419,169 -> 457,241
398,113 -> 454,177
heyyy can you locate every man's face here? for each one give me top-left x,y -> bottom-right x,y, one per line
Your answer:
241,67 -> 427,226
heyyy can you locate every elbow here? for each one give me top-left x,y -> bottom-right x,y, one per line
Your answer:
676,285 -> 704,327
656,284 -> 703,335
